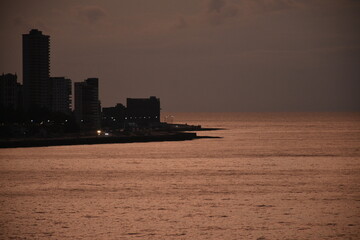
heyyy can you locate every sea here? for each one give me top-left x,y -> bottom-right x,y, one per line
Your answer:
0,112 -> 359,240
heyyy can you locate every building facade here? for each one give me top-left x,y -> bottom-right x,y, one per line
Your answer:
0,73 -> 20,110
23,29 -> 50,111
50,77 -> 72,115
126,96 -> 160,126
74,78 -> 101,130
102,103 -> 126,129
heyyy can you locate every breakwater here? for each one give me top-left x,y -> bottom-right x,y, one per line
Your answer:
0,132 -> 197,148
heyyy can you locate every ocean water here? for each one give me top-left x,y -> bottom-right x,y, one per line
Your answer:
0,112 -> 359,239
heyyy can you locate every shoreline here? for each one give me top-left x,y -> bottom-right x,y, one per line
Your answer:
0,132 -> 206,149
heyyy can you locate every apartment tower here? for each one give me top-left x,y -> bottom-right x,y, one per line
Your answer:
23,29 -> 50,111
74,78 -> 101,130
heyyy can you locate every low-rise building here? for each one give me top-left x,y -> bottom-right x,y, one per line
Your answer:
126,96 -> 160,127
0,73 -> 21,110
102,103 -> 126,129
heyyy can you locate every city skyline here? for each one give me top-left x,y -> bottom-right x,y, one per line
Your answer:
1,0 -> 359,112
1,28 -> 164,133
0,2 -> 359,238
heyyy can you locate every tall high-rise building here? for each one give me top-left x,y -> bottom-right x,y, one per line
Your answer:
74,78 -> 101,130
49,77 -> 72,115
23,29 -> 50,111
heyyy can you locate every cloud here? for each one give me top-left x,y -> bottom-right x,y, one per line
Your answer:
205,0 -> 239,25
208,0 -> 226,13
169,0 -> 299,30
77,5 -> 106,24
204,0 -> 303,26
254,0 -> 300,12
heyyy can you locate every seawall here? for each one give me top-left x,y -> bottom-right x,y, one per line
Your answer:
0,132 -> 197,148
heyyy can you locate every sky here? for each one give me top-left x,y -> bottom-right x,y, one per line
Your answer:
0,0 -> 359,112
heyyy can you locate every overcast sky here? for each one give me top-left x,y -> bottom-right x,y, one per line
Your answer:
1,0 -> 359,111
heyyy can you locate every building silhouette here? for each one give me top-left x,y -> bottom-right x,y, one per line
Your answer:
74,78 -> 101,130
126,96 -> 160,127
23,29 -> 50,111
0,73 -> 22,110
49,77 -> 72,115
102,103 -> 126,129
2,29 -> 164,134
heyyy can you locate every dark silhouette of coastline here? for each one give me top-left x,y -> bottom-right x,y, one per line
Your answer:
0,29 -> 222,146
0,132 -> 222,148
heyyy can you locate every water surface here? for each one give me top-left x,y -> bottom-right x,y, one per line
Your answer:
1,113 -> 359,239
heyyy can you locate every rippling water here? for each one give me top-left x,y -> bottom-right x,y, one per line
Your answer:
1,113 -> 359,239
